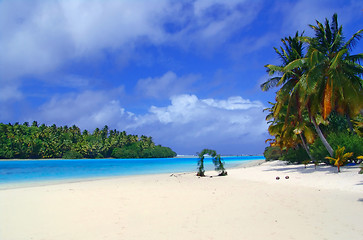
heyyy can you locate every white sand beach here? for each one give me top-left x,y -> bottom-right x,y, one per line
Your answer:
0,160 -> 362,240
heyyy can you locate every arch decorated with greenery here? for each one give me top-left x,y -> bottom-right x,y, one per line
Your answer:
197,149 -> 227,177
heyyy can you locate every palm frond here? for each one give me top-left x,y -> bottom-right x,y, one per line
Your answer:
346,53 -> 363,64
330,49 -> 347,70
284,58 -> 306,72
260,77 -> 281,91
343,29 -> 363,51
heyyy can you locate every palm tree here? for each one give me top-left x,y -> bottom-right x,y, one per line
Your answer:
285,13 -> 363,156
262,33 -> 316,160
265,102 -> 315,161
325,146 -> 353,172
101,125 -> 109,140
262,31 -> 305,92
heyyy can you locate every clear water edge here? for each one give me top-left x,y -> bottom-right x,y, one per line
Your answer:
0,156 -> 265,189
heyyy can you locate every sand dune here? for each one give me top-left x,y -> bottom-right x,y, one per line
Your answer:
0,160 -> 362,240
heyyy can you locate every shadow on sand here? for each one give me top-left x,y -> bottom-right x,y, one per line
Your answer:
262,163 -> 351,175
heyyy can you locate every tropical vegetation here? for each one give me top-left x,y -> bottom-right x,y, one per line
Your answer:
0,121 -> 176,159
262,13 -> 363,170
325,146 -> 353,172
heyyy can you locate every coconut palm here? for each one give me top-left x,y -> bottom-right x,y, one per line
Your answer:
261,31 -> 305,92
284,13 -> 363,156
325,146 -> 353,172
262,32 -> 306,122
261,32 -> 312,159
265,101 -> 315,161
261,33 -> 318,160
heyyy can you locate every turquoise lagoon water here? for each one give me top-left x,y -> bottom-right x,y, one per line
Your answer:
0,156 -> 264,187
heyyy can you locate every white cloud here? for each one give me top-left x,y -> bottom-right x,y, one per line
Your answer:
36,87 -> 128,129
202,96 -> 263,110
135,71 -> 200,99
59,0 -> 168,54
0,0 -> 264,101
164,0 -> 262,52
127,94 -> 268,154
32,91 -> 268,154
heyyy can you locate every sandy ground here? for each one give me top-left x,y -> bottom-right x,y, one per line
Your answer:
0,160 -> 362,240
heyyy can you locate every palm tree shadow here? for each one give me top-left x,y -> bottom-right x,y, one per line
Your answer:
263,163 -> 339,175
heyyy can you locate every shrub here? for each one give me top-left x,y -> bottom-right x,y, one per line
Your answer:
281,147 -> 309,164
263,146 -> 282,161
311,132 -> 363,163
310,139 -> 330,163
62,151 -> 83,159
327,133 -> 363,160
111,148 -> 138,159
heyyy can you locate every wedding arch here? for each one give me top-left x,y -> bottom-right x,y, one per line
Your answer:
196,149 -> 227,177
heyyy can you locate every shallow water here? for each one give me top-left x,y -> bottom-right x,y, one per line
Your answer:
0,156 -> 264,187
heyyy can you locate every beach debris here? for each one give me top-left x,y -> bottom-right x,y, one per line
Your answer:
285,176 -> 289,179
276,176 -> 280,180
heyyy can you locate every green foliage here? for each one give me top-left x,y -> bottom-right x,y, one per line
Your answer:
150,145 -> 177,158
213,154 -> 227,176
352,115 -> 363,136
112,148 -> 138,158
311,132 -> 363,163
310,138 -> 330,163
111,144 -> 176,159
323,111 -> 350,133
325,146 -> 354,172
280,147 -> 310,164
261,13 -> 363,162
0,122 -> 176,159
263,146 -> 282,161
62,151 -> 83,159
327,133 -> 363,159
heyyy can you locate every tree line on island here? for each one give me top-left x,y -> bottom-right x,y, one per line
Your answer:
0,121 -> 176,159
261,13 -> 363,172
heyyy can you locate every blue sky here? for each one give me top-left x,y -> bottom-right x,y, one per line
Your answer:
1,0 -> 362,155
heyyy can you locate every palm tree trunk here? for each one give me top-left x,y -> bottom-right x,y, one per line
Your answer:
312,117 -> 334,157
299,133 -> 314,161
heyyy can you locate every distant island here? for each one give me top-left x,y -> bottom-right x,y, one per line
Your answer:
0,121 -> 176,159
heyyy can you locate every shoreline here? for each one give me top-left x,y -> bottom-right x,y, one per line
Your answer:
1,160 -> 362,240
0,154 -> 264,161
0,159 -> 266,190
